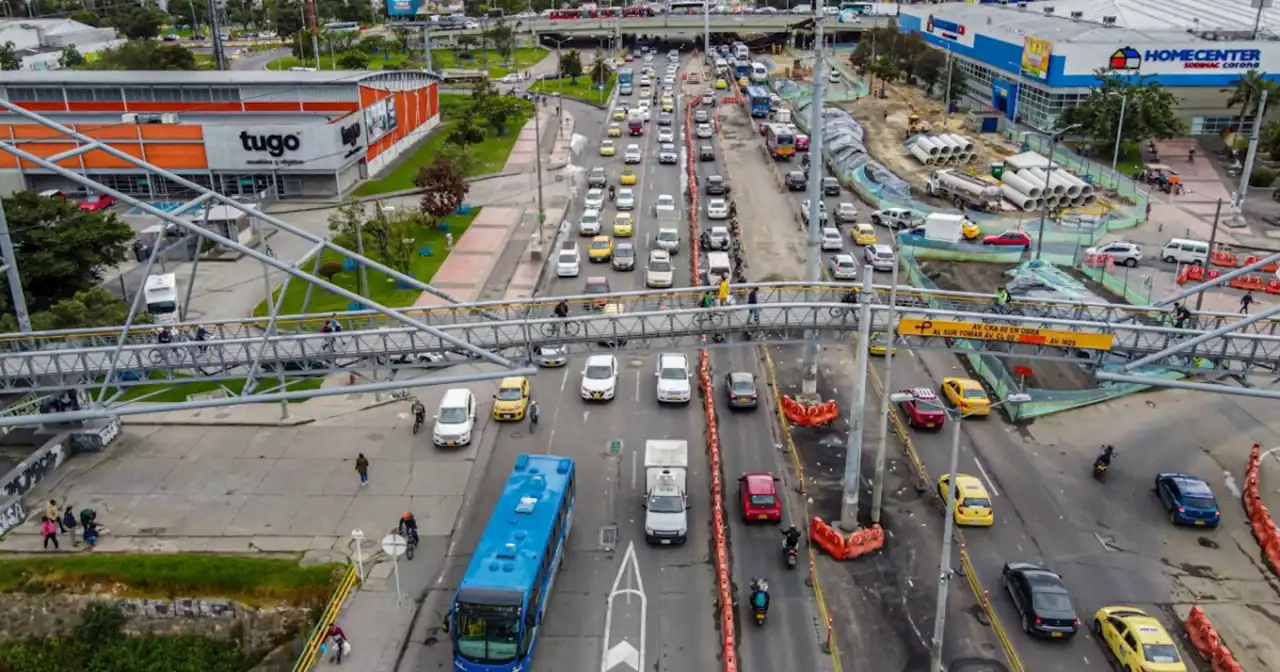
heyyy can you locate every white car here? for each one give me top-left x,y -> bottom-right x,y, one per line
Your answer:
655,194 -> 677,216
641,107 -> 652,121
557,244 -> 581,277
663,75 -> 675,85
617,187 -> 636,210
658,127 -> 675,143
646,249 -> 674,288
625,144 -> 643,163
829,254 -> 858,280
581,354 -> 619,401
821,227 -> 843,251
499,73 -> 520,84
707,225 -> 731,250
659,143 -> 678,164
655,353 -> 692,404
1086,241 -> 1143,267
696,123 -> 713,138
656,227 -> 680,254
694,109 -> 709,123
835,202 -> 859,224
707,198 -> 729,219
585,188 -> 604,210
579,208 -> 602,235
828,70 -> 841,83
864,244 -> 896,272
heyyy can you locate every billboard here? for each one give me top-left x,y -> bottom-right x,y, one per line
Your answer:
1020,37 -> 1052,80
203,121 -> 365,171
923,14 -> 975,48
1059,42 -> 1276,76
387,0 -> 421,17
364,97 -> 399,142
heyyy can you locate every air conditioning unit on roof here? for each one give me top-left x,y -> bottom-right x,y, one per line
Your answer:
1102,15 -> 1117,25
121,113 -> 137,123
160,113 -> 179,124
1070,11 -> 1084,20
1043,6 -> 1055,15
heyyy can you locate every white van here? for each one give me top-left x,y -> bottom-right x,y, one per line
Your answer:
557,243 -> 581,278
433,388 -> 476,447
1160,238 -> 1209,265
706,251 -> 732,285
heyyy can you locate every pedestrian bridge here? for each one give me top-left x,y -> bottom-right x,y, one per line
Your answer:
426,14 -> 891,38
0,283 -> 1274,393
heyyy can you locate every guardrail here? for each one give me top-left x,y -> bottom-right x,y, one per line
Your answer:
292,563 -> 359,672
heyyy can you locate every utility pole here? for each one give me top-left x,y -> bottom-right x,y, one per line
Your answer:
307,0 -> 322,70
422,25 -> 433,74
209,0 -> 226,70
1031,123 -> 1080,261
870,248 -> 901,524
0,201 -> 31,332
1196,200 -> 1224,313
1111,94 -> 1127,172
800,2 -> 828,399
839,270 -> 874,531
1235,88 -> 1268,208
533,103 -> 546,251
703,0 -> 711,56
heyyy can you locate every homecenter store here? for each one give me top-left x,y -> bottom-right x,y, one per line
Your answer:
899,3 -> 1279,135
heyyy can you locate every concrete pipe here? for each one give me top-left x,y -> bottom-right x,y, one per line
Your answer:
913,136 -> 942,156
933,134 -> 961,155
1081,194 -> 1098,207
1005,152 -> 1049,172
1002,171 -> 1043,198
909,143 -> 936,165
964,152 -> 979,164
946,134 -> 976,153
1001,184 -> 1037,212
1024,167 -> 1065,195
1058,171 -> 1095,197
1047,170 -> 1082,197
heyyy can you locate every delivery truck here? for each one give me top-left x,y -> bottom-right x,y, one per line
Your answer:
643,439 -> 689,545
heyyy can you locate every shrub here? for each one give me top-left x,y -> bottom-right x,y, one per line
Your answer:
1250,165 -> 1276,188
318,261 -> 344,281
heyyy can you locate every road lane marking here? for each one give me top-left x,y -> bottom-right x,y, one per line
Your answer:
601,541 -> 646,672
584,410 -> 591,423
631,448 -> 638,491
972,455 -> 999,497
634,367 -> 642,401
1223,470 -> 1240,498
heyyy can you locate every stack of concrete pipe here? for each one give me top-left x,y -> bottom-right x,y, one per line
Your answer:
1001,151 -> 1098,208
908,134 -> 978,166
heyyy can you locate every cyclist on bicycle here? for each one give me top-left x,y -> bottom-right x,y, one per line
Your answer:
399,512 -> 419,545
994,287 -> 1011,312
554,299 -> 570,318
701,292 -> 717,309
157,327 -> 174,344
528,400 -> 540,430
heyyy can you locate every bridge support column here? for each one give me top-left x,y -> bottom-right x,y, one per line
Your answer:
837,271 -> 873,532
799,2 -> 828,403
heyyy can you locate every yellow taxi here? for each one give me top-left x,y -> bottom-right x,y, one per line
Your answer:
612,107 -> 627,121
599,139 -> 616,156
937,474 -> 994,526
852,223 -> 877,246
589,235 -> 614,261
941,377 -> 991,416
661,98 -> 674,113
715,78 -> 728,90
612,213 -> 634,237
1093,606 -> 1186,671
962,220 -> 982,240
738,76 -> 749,88
619,167 -> 637,185
492,376 -> 531,421
607,122 -> 622,137
869,331 -> 897,356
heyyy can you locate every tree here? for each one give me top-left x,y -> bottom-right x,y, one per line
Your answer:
318,261 -> 344,281
447,118 -> 485,145
367,207 -> 421,275
439,141 -> 478,176
165,0 -> 209,28
589,54 -> 609,88
58,45 -> 85,69
270,0 -> 306,37
324,29 -> 359,52
415,157 -> 471,222
113,7 -> 168,40
390,27 -> 414,53
869,56 -> 901,85
0,287 -> 147,333
914,49 -> 946,95
1227,69 -> 1278,131
358,34 -> 388,55
0,191 -> 134,314
485,20 -> 515,64
90,41 -> 198,70
337,50 -> 369,69
1060,71 -> 1185,154
560,48 -> 583,83
327,197 -> 369,250
0,41 -> 19,71
476,96 -> 531,136
69,10 -> 102,27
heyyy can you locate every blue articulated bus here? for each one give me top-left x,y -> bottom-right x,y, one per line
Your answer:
746,85 -> 772,118
449,454 -> 577,672
617,67 -> 633,86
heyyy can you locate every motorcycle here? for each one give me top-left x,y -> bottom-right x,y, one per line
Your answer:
784,543 -> 797,569
753,606 -> 767,625
1092,460 -> 1108,481
412,408 -> 425,435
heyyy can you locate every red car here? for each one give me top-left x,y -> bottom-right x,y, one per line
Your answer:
983,231 -> 1031,247
80,194 -> 115,212
739,471 -> 782,522
795,134 -> 810,151
897,387 -> 946,430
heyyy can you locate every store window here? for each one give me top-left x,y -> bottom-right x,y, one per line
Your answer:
123,88 -> 153,102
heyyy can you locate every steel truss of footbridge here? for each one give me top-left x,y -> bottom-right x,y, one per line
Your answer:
3,282 -> 1279,393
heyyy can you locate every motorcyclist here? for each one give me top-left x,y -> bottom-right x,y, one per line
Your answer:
411,399 -> 426,426
1188,147 -> 1196,162
781,525 -> 801,551
554,299 -> 570,318
399,512 -> 419,545
749,578 -> 770,614
608,184 -> 616,201
700,230 -> 711,250
1094,444 -> 1116,469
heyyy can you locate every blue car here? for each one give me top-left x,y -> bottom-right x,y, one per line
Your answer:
1154,473 -> 1220,527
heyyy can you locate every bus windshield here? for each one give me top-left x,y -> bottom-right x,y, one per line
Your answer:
454,602 -> 521,665
147,300 -> 177,314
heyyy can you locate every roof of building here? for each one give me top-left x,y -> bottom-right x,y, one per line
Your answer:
0,113 -> 338,126
908,0 -> 1280,43
0,70 -> 385,87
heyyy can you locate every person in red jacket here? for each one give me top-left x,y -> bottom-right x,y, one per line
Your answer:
326,623 -> 348,664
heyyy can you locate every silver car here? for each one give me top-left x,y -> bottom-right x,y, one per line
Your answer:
829,254 -> 858,280
617,188 -> 636,210
659,143 -> 678,164
658,128 -> 675,143
533,344 -> 568,367
696,123 -> 713,138
1086,241 -> 1143,267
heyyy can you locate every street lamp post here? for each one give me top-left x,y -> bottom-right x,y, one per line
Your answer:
1032,123 -> 1082,261
888,391 -> 1030,672
870,242 -> 902,524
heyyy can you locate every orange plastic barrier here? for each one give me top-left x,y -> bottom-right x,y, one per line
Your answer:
1182,265 -> 1204,284
1184,606 -> 1243,672
1241,444 -> 1280,578
1228,274 -> 1265,291
843,523 -> 885,559
1244,256 -> 1279,273
1267,279 -> 1280,295
780,396 -> 839,426
1208,268 -> 1222,282
810,517 -> 847,560
1211,250 -> 1240,268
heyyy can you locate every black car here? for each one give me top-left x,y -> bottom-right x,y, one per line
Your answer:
587,167 -> 608,189
1001,563 -> 1078,639
822,177 -> 840,196
699,145 -> 715,161
658,112 -> 674,126
705,175 -> 731,196
726,372 -> 758,409
785,171 -> 807,191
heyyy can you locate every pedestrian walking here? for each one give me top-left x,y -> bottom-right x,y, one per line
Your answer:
1240,291 -> 1255,314
40,516 -> 58,550
747,287 -> 760,325
45,499 -> 63,533
325,623 -> 349,664
62,506 -> 78,546
528,400 -> 540,432
355,453 -> 369,486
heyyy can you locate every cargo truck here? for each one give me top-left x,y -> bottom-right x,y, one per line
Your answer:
925,169 -> 1002,212
643,439 -> 689,545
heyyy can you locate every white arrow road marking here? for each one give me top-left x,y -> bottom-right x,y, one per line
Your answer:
601,541 -> 646,672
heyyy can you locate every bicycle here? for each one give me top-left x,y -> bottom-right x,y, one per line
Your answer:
539,319 -> 581,337
149,347 -> 189,366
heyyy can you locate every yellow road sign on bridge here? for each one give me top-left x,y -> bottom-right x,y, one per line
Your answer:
897,318 -> 1115,351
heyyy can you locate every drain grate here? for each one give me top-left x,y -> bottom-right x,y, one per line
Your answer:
599,525 -> 618,550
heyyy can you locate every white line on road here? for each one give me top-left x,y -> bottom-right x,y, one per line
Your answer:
601,541 -> 646,672
634,369 -> 642,402
972,455 -> 999,497
631,448 -> 638,491
584,410 -> 591,424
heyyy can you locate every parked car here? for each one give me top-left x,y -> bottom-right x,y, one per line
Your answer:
1086,241 -> 1143,267
80,194 -> 115,212
983,231 -> 1032,247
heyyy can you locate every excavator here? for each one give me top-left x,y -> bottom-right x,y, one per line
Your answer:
904,109 -> 932,138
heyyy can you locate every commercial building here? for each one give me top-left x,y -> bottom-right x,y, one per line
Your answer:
0,70 -> 440,199
0,18 -> 124,71
900,1 -> 1280,135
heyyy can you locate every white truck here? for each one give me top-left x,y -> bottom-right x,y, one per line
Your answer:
923,213 -> 966,244
925,169 -> 1002,212
643,439 -> 689,545
143,273 -> 181,324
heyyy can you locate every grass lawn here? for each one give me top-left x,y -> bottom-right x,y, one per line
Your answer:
253,209 -> 479,316
530,73 -> 616,106
353,109 -> 531,196
0,555 -> 339,607
268,51 -> 412,71
430,47 -> 546,78
105,372 -> 325,404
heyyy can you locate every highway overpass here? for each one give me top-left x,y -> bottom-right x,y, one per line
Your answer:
418,14 -> 892,38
